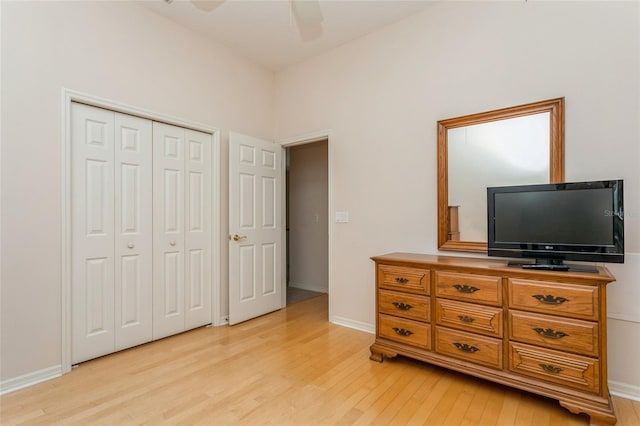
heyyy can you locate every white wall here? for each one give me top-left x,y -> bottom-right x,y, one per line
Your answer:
288,141 -> 328,293
0,1 -> 274,384
274,1 -> 640,395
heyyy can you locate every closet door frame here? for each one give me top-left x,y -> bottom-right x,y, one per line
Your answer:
61,88 -> 221,374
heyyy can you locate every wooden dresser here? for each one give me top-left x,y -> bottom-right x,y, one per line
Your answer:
370,252 -> 617,425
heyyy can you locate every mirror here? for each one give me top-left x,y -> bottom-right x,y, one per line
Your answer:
437,98 -> 565,253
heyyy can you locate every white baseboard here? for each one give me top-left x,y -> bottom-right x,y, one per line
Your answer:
609,380 -> 640,401
330,316 -> 375,334
288,281 -> 327,293
0,365 -> 62,395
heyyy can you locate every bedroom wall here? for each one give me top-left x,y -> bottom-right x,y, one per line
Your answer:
274,1 -> 640,396
0,1 -> 274,384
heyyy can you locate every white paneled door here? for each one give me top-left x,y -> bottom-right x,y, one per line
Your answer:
229,132 -> 283,325
113,112 -> 153,351
184,129 -> 212,329
153,122 -> 211,340
72,103 -> 153,364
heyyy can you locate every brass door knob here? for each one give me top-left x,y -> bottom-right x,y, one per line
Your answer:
232,234 -> 247,241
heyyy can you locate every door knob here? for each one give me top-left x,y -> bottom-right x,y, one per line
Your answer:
127,242 -> 135,249
169,240 -> 176,246
231,234 -> 247,241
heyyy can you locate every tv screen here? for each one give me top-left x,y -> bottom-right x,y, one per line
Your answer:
487,180 -> 624,271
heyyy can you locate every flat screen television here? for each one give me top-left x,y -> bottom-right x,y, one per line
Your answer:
487,180 -> 624,272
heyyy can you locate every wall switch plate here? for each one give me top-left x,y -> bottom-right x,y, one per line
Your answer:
335,211 -> 349,223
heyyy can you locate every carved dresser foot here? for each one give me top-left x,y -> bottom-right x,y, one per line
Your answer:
369,345 -> 384,362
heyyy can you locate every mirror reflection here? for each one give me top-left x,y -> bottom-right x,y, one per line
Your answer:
448,113 -> 550,242
437,97 -> 565,253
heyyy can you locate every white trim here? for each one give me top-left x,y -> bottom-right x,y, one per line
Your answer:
60,88 -> 221,373
331,316 -> 375,335
279,130 -> 331,147
609,380 -> 640,401
278,130 -> 333,320
280,146 -> 288,310
288,281 -> 327,293
608,313 -> 640,324
210,130 -> 222,326
60,92 -> 72,374
0,365 -> 62,395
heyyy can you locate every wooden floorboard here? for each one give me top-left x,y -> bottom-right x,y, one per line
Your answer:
1,294 -> 638,425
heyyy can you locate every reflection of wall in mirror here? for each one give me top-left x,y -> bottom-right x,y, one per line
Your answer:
448,113 -> 550,242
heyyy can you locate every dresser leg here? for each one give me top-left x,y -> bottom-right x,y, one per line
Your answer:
369,343 -> 398,362
558,399 -> 617,426
369,345 -> 384,362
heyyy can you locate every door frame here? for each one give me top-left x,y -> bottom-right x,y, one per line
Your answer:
60,88 -> 221,373
278,130 -> 333,320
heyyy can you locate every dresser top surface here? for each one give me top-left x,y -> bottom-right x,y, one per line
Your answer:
371,252 -> 615,284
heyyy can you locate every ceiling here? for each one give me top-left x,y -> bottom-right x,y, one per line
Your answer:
138,0 -> 435,71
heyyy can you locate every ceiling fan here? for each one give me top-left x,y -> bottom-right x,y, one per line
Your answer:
166,0 -> 324,42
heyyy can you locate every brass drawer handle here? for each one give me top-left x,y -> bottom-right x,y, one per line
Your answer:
532,294 -> 570,305
458,315 -> 475,323
453,342 -> 479,353
539,363 -> 563,374
395,277 -> 409,284
533,327 -> 569,339
392,302 -> 413,311
453,284 -> 480,294
392,327 -> 414,337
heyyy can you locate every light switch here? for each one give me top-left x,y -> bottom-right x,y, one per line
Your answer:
335,211 -> 349,223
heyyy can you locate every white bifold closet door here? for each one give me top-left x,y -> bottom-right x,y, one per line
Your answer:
71,103 -> 153,364
71,104 -> 212,364
152,122 -> 212,340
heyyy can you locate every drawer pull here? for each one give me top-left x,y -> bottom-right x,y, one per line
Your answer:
458,315 -> 475,323
453,284 -> 480,294
539,363 -> 563,374
532,294 -> 570,305
391,302 -> 413,311
394,277 -> 409,284
453,342 -> 479,353
533,327 -> 569,339
392,327 -> 414,337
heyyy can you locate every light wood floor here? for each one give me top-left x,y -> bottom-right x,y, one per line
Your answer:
2,295 -> 639,425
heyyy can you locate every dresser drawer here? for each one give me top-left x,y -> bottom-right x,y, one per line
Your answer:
509,279 -> 598,320
435,271 -> 502,306
509,311 -> 598,357
435,299 -> 503,338
379,289 -> 430,322
379,314 -> 431,349
509,342 -> 599,393
435,327 -> 503,369
378,265 -> 430,294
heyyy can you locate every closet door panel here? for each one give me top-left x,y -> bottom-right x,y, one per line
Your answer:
185,130 -> 212,328
71,103 -> 116,364
114,113 -> 153,351
153,122 -> 186,339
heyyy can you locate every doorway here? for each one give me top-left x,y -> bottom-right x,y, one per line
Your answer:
285,140 -> 329,306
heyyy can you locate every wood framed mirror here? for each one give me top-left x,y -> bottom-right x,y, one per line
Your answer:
437,98 -> 565,253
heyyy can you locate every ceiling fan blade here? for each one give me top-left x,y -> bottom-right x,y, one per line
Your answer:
191,0 -> 225,12
290,0 -> 324,42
